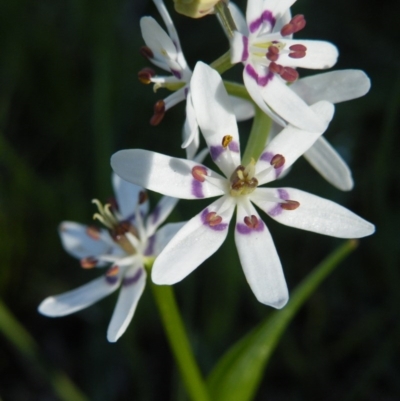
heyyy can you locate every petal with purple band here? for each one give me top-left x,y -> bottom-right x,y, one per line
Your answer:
146,195 -> 179,237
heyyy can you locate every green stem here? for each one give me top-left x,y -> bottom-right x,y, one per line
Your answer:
210,51 -> 233,75
242,106 -> 272,166
0,300 -> 88,401
223,81 -> 252,101
150,283 -> 210,401
214,1 -> 237,39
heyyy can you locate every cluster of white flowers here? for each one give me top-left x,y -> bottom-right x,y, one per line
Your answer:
39,0 -> 374,341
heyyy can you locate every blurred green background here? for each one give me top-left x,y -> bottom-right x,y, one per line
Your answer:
0,0 -> 399,399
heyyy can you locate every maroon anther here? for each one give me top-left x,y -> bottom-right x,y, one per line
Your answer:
204,212 -> 222,227
244,215 -> 260,229
269,61 -> 283,75
138,68 -> 156,84
150,100 -> 166,126
140,46 -> 154,59
139,190 -> 148,205
80,256 -> 97,269
266,45 -> 279,62
289,44 -> 307,58
192,166 -> 208,182
280,67 -> 299,82
86,225 -> 101,240
270,154 -> 285,169
281,200 -> 300,210
280,14 -> 306,36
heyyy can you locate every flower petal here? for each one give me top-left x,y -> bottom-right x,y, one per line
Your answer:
280,40 -> 338,69
290,70 -> 371,105
111,149 -> 225,199
259,74 -> 329,131
38,274 -> 121,317
228,2 -> 249,35
112,173 -> 149,221
254,187 -> 375,238
107,266 -> 146,342
182,90 -> 199,160
191,62 -> 241,176
304,137 -> 353,191
256,101 -> 335,184
235,200 -> 288,308
151,196 -> 235,284
230,95 -> 255,121
151,222 -> 187,256
146,196 -> 179,238
58,221 -> 115,262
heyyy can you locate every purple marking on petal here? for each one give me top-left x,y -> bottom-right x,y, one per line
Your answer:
262,10 -> 276,28
257,71 -> 274,87
229,141 -> 240,152
105,275 -> 119,285
144,235 -> 155,256
192,179 -> 204,198
151,206 -> 161,224
171,69 -> 182,79
245,64 -> 258,81
268,189 -> 290,217
249,17 -> 262,34
184,86 -> 189,97
236,220 -> 265,234
123,268 -> 143,287
210,145 -> 223,161
242,36 -> 249,61
200,209 -> 228,231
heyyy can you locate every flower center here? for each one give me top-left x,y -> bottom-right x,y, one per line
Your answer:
229,159 -> 258,197
92,199 -> 138,255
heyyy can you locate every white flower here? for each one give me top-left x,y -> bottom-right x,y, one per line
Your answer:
38,174 -> 182,342
139,0 -> 254,159
268,69 -> 371,191
111,63 -> 374,309
229,0 -> 338,131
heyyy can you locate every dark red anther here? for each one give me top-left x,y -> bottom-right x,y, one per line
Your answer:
80,256 -> 97,269
270,154 -> 285,169
266,45 -> 279,62
140,46 -> 154,59
192,166 -> 208,182
280,14 -> 306,36
86,225 -> 101,240
281,200 -> 300,210
289,44 -> 307,59
204,212 -> 222,227
138,68 -> 156,84
244,215 -> 260,229
280,67 -> 299,82
139,191 -> 148,204
150,100 -> 166,126
269,61 -> 282,75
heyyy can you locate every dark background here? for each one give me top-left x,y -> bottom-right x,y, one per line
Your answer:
0,0 -> 399,399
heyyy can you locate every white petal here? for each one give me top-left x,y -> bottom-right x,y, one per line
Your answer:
254,187 -> 375,238
243,66 -> 287,126
152,196 -> 235,284
151,222 -> 187,256
181,90 -> 199,159
107,267 -> 146,342
191,62 -> 241,176
112,173 -> 149,220
228,2 -> 248,35
140,17 -> 177,61
146,196 -> 179,238
304,137 -> 353,191
231,31 -> 248,63
260,74 -> 329,131
256,101 -> 335,184
230,95 -> 255,121
235,200 -> 288,308
58,221 -> 113,261
111,149 -> 225,199
290,70 -> 371,105
280,40 -> 338,69
38,275 -> 121,317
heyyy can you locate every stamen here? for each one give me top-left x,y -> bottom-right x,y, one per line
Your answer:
281,200 -> 300,210
138,68 -> 156,84
266,45 -> 279,61
280,67 -> 299,82
269,61 -> 282,75
280,14 -> 306,36
80,257 -> 97,269
192,165 -> 208,182
204,211 -> 223,227
140,46 -> 154,59
222,135 -> 233,148
230,164 -> 258,196
244,215 -> 260,229
150,100 -> 165,126
270,154 -> 285,169
139,190 -> 148,205
86,226 -> 101,240
103,204 -> 119,226
289,44 -> 307,59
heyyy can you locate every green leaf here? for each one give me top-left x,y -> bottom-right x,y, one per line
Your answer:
207,240 -> 358,401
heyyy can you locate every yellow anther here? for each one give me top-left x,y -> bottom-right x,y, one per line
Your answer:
222,135 -> 233,148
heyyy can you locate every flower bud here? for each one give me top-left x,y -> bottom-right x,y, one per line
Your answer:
173,0 -> 220,18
